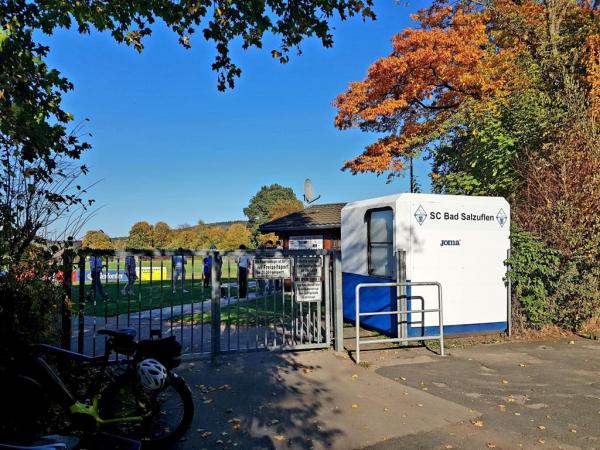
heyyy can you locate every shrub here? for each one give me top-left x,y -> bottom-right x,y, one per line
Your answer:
0,249 -> 65,353
508,228 -> 560,329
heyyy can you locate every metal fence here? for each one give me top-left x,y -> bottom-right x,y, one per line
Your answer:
61,249 -> 342,357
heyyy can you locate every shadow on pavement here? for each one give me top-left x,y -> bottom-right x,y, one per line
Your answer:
173,351 -> 343,450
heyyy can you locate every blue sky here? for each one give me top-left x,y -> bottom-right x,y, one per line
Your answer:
44,1 -> 432,237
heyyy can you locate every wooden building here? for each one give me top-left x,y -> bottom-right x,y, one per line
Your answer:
259,203 -> 345,250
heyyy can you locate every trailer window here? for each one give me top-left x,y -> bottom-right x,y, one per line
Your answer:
367,208 -> 394,278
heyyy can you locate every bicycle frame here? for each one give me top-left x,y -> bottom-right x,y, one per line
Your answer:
30,343 -> 151,428
70,398 -> 147,426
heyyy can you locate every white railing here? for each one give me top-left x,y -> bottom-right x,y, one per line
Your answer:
354,281 -> 444,364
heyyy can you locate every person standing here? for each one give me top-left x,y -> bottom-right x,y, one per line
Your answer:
237,245 -> 251,299
88,254 -> 109,301
122,255 -> 137,296
172,253 -> 189,294
203,253 -> 212,289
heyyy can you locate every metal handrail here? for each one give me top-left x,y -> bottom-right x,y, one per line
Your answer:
355,281 -> 444,364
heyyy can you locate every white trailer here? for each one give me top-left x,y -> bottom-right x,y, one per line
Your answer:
341,193 -> 510,337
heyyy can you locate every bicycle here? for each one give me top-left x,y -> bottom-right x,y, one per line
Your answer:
0,329 -> 194,449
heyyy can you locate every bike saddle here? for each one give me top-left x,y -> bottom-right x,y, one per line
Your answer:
97,328 -> 136,340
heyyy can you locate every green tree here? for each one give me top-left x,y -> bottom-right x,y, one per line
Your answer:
244,184 -> 301,245
127,221 -> 154,249
81,230 -> 114,250
220,223 -> 252,251
268,198 -> 304,221
168,230 -> 195,249
153,222 -> 172,249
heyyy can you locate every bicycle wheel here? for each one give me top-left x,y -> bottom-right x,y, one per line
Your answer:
98,371 -> 194,448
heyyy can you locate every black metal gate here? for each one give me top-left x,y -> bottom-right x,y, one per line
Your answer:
62,249 -> 339,357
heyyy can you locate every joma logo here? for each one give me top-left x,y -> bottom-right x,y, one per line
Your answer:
440,239 -> 461,247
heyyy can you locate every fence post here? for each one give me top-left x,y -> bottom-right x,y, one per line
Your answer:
333,251 -> 344,353
61,250 -> 73,350
78,253 -> 85,354
323,253 -> 331,346
211,250 -> 221,358
397,249 -> 408,345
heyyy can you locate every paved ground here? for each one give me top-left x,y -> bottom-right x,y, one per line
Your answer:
172,336 -> 599,450
173,350 -> 477,450
367,337 -> 600,450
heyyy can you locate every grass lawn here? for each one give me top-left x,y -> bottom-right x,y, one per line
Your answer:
71,277 -> 239,317
173,294 -> 325,327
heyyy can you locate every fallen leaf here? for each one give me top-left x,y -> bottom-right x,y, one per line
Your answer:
538,438 -> 545,444
273,435 -> 285,442
538,425 -> 546,430
501,380 -> 509,384
352,403 -> 359,409
351,374 -> 359,380
471,420 -> 484,427
569,429 -> 577,433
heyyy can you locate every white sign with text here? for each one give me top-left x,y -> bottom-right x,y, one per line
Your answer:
295,256 -> 323,278
295,280 -> 322,302
253,258 -> 291,279
289,235 -> 323,250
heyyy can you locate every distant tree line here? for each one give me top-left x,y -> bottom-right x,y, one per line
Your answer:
82,184 -> 304,251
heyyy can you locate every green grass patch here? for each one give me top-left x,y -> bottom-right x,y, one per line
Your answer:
172,294 -> 322,327
71,278 -> 239,317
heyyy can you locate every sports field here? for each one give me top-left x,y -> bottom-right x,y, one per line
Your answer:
71,277 -> 241,317
69,255 -> 247,316
75,255 -> 240,279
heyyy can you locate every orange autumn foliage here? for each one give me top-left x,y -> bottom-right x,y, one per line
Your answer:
586,34 -> 600,116
334,0 -> 600,177
334,3 -> 518,175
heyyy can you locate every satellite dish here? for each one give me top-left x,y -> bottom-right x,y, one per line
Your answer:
303,178 -> 321,204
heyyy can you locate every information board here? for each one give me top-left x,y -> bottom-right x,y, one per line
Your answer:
289,235 -> 323,250
253,258 -> 291,279
295,256 -> 322,278
294,280 -> 322,302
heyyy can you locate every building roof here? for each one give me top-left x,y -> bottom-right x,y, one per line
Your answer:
259,203 -> 346,233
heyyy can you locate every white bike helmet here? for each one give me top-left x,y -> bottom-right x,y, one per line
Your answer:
137,358 -> 168,391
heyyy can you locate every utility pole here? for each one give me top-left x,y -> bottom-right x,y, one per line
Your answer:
409,156 -> 414,193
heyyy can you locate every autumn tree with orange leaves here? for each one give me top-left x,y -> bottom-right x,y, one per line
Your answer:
335,0 -> 600,331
